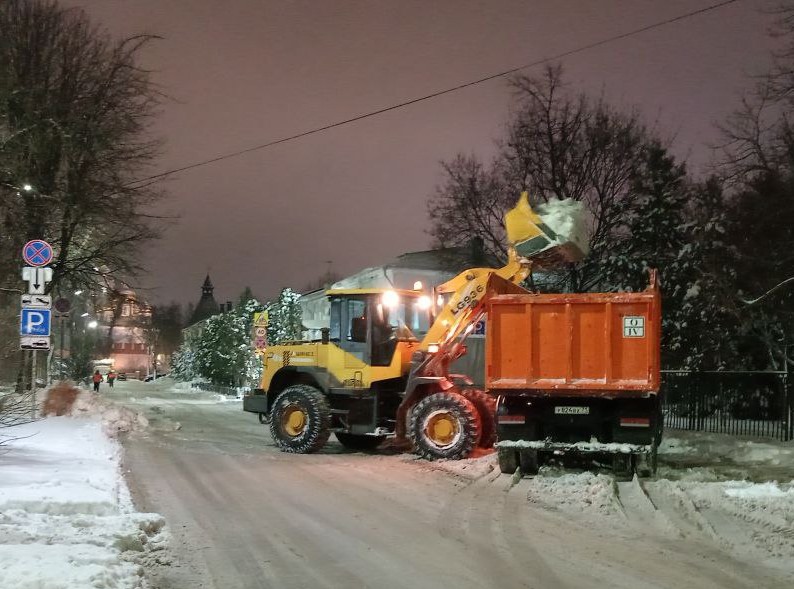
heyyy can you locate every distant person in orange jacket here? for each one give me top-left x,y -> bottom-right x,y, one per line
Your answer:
92,370 -> 103,392
107,370 -> 117,388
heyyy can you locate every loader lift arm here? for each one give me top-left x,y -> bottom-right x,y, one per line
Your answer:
392,249 -> 533,441
392,192 -> 588,445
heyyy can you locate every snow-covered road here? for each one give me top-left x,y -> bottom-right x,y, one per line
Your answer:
102,379 -> 792,588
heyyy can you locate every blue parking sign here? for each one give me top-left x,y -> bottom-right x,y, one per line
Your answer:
20,308 -> 51,336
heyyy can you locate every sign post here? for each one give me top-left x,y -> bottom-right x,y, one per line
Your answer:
20,239 -> 55,417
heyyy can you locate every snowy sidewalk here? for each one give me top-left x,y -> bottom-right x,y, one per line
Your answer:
0,414 -> 167,589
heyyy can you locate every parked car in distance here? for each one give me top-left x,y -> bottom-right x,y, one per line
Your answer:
143,373 -> 168,382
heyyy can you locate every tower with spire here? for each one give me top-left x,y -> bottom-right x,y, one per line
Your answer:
189,274 -> 220,325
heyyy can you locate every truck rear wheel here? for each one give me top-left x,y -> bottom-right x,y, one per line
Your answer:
498,447 -> 519,474
635,442 -> 658,477
519,449 -> 539,475
269,385 -> 331,453
409,392 -> 481,460
335,432 -> 385,451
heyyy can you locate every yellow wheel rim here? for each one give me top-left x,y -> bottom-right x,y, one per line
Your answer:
424,411 -> 459,447
282,406 -> 307,437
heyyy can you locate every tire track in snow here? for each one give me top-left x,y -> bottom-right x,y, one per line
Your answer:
435,468 -> 571,588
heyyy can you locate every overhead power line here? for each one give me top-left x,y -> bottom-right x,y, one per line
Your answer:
127,0 -> 741,186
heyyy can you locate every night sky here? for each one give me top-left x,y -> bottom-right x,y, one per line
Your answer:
65,0 -> 777,306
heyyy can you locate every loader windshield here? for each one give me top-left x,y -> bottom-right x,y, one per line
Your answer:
376,295 -> 431,341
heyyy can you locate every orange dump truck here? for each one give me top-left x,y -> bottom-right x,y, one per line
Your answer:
487,272 -> 662,476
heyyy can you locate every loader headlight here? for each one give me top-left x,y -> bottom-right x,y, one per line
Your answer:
382,290 -> 400,308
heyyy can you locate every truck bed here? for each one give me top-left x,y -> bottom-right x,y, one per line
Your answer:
485,285 -> 660,396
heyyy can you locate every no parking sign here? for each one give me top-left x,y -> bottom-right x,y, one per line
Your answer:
22,240 -> 54,267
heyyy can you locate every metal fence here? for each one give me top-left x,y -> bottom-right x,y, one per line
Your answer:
662,370 -> 794,441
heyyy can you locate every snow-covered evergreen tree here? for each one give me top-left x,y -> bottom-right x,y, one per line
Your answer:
676,178 -> 740,369
171,295 -> 263,387
600,143 -> 700,367
170,330 -> 200,381
194,298 -> 263,387
266,288 -> 303,344
599,148 -> 740,369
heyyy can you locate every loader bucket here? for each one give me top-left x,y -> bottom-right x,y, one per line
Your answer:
504,192 -> 589,266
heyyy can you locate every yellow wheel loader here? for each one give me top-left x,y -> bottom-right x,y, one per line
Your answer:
243,192 -> 587,459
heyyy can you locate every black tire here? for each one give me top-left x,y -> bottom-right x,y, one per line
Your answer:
611,453 -> 634,478
636,443 -> 658,478
269,385 -> 331,453
519,449 -> 539,475
335,432 -> 385,451
462,389 -> 497,448
409,392 -> 481,460
498,447 -> 519,474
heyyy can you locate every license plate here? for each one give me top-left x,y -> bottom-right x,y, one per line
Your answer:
554,406 -> 589,415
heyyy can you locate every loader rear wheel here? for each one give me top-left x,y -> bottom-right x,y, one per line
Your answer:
269,385 -> 331,453
335,432 -> 385,451
462,389 -> 497,448
498,448 -> 519,474
409,392 -> 481,460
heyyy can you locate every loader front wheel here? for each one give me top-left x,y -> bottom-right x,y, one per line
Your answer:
409,392 -> 481,460
269,385 -> 331,453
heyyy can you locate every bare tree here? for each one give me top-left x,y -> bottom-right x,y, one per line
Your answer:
428,65 -> 653,292
428,154 -> 510,261
0,0 -> 168,394
0,0 -> 166,297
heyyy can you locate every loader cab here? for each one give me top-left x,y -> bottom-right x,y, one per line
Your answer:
327,289 -> 432,367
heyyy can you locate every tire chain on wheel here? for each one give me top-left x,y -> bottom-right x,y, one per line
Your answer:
408,391 -> 482,460
269,384 -> 331,453
461,388 -> 497,448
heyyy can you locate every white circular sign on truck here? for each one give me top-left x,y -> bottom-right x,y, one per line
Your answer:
623,316 -> 645,338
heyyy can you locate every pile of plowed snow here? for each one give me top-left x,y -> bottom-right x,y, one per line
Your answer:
0,399 -> 166,588
71,389 -> 150,436
525,471 -> 622,516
